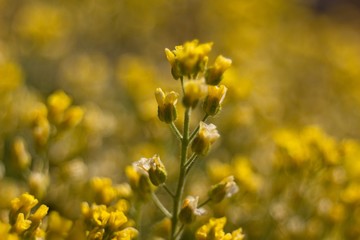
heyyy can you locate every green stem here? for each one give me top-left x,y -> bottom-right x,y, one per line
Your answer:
170,122 -> 183,141
185,154 -> 199,175
163,184 -> 175,198
151,192 -> 172,218
198,198 -> 211,208
171,108 -> 191,239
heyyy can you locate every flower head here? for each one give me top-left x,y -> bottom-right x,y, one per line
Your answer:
165,40 -> 213,79
179,196 -> 206,224
205,55 -> 232,85
155,88 -> 179,123
203,85 -> 228,116
208,176 -> 239,203
133,155 -> 167,186
196,217 -> 244,240
183,79 -> 207,108
191,122 -> 220,156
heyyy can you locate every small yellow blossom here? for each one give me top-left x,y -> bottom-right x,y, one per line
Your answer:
205,55 -> 232,85
12,213 -> 31,235
47,90 -> 72,124
12,137 -> 31,170
203,85 -> 228,116
183,79 -> 207,108
155,88 -> 179,123
165,40 -> 213,79
10,193 -> 38,222
108,211 -> 128,231
63,106 -> 85,127
113,227 -> 138,240
196,217 -> 244,240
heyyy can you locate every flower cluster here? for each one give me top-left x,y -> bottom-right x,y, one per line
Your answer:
81,202 -> 137,240
196,217 -> 244,240
8,193 -> 48,239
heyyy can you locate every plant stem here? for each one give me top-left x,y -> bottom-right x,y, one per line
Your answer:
163,184 -> 175,198
171,107 -> 191,239
185,154 -> 199,175
170,122 -> 183,141
151,192 -> 172,218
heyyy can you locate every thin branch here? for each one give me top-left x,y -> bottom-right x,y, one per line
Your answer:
170,122 -> 183,141
162,184 -> 175,199
198,198 -> 211,208
174,224 -> 185,240
184,153 -> 197,169
185,154 -> 199,175
151,192 -> 172,218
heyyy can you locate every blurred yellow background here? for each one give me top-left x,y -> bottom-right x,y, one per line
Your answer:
1,0 -> 360,239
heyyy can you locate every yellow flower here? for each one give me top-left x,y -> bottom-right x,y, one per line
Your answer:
196,217 -> 243,240
108,210 -> 128,231
92,205 -> 110,227
12,137 -> 32,170
12,213 -> 31,235
191,122 -> 220,156
203,85 -> 228,116
10,193 -> 38,222
205,55 -> 232,85
155,88 -> 179,123
90,177 -> 118,205
63,106 -> 85,128
165,40 -> 213,79
47,90 -> 72,124
29,204 -> 49,224
113,227 -> 138,240
183,79 -> 207,108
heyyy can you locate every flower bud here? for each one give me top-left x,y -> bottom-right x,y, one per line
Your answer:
208,176 -> 239,203
191,122 -> 220,156
155,88 -> 179,123
148,155 -> 167,186
133,155 -> 167,186
183,79 -> 207,108
179,196 -> 205,224
205,55 -> 232,85
12,137 -> 31,170
203,85 -> 228,116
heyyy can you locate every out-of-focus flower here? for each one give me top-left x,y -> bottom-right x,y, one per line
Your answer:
191,122 -> 220,156
196,217 -> 244,240
205,55 -> 232,85
179,196 -> 206,224
208,176 -> 239,203
203,85 -> 228,116
125,165 -> 152,200
155,88 -> 179,123
165,40 -> 213,79
183,79 -> 207,108
12,137 -> 31,170
46,211 -> 73,239
90,177 -> 119,205
63,106 -> 85,128
47,90 -> 72,124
